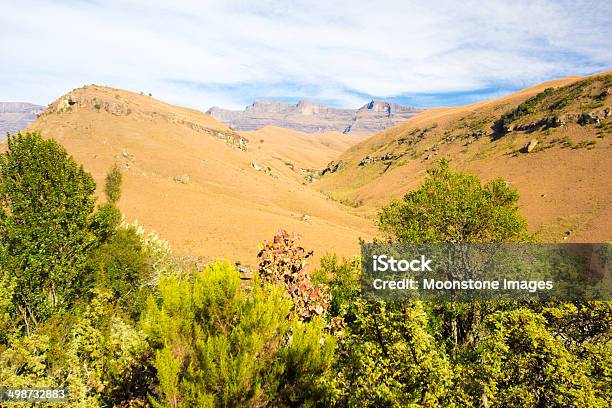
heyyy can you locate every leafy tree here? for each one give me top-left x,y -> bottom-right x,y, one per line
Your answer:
0,132 -> 97,331
378,160 -> 531,243
323,161 -> 610,407
90,202 -> 122,243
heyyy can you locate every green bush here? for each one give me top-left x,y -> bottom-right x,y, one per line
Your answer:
90,164 -> 124,242
104,163 -> 122,204
86,225 -> 153,318
478,308 -> 604,407
330,300 -> 456,407
312,254 -> 361,322
90,202 -> 122,243
0,289 -> 153,407
501,87 -> 554,124
0,264 -> 15,344
140,261 -> 335,407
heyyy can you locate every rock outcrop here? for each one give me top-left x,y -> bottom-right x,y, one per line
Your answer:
174,174 -> 190,184
521,139 -> 539,153
0,102 -> 45,137
320,161 -> 344,176
207,99 -> 423,135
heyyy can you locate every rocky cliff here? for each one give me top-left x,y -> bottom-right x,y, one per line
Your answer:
207,99 -> 423,135
0,102 -> 45,137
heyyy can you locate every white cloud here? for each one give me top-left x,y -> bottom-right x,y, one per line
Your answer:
0,0 -> 610,108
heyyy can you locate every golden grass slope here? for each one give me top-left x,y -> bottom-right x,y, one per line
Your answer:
243,126 -> 368,169
21,86 -> 374,265
316,72 -> 612,243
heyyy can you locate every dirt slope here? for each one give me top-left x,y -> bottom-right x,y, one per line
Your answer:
20,86 -> 374,265
316,72 -> 612,242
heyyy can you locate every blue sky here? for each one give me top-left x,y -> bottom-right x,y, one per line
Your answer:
1,0 -> 611,110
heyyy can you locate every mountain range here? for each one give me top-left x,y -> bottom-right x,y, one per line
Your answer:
0,102 -> 44,137
207,99 -> 423,135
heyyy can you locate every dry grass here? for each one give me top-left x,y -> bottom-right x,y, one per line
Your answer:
316,72 -> 612,243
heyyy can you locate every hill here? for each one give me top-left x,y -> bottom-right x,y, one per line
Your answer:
207,99 -> 423,135
19,85 -> 374,265
315,72 -> 612,242
0,102 -> 44,137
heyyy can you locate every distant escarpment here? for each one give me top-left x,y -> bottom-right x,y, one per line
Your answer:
207,99 -> 423,135
0,102 -> 44,137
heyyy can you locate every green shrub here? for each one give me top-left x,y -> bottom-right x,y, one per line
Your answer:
477,308 -> 605,407
0,264 -> 15,344
0,289 -> 153,407
104,164 -> 122,204
140,261 -> 335,407
90,202 -> 122,243
501,87 -> 554,125
86,225 -> 153,318
330,300 -> 455,406
312,254 -> 361,321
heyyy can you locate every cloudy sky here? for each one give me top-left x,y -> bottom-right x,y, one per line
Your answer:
1,0 -> 611,109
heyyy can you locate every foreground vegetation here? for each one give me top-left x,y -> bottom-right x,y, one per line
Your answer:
0,133 -> 610,407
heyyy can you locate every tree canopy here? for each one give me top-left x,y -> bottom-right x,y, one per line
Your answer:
0,132 -> 97,329
378,160 -> 531,243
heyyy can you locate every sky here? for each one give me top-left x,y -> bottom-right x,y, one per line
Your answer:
1,0 -> 611,110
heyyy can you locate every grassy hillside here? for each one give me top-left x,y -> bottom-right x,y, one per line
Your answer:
316,71 -> 612,242
17,85 -> 374,265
